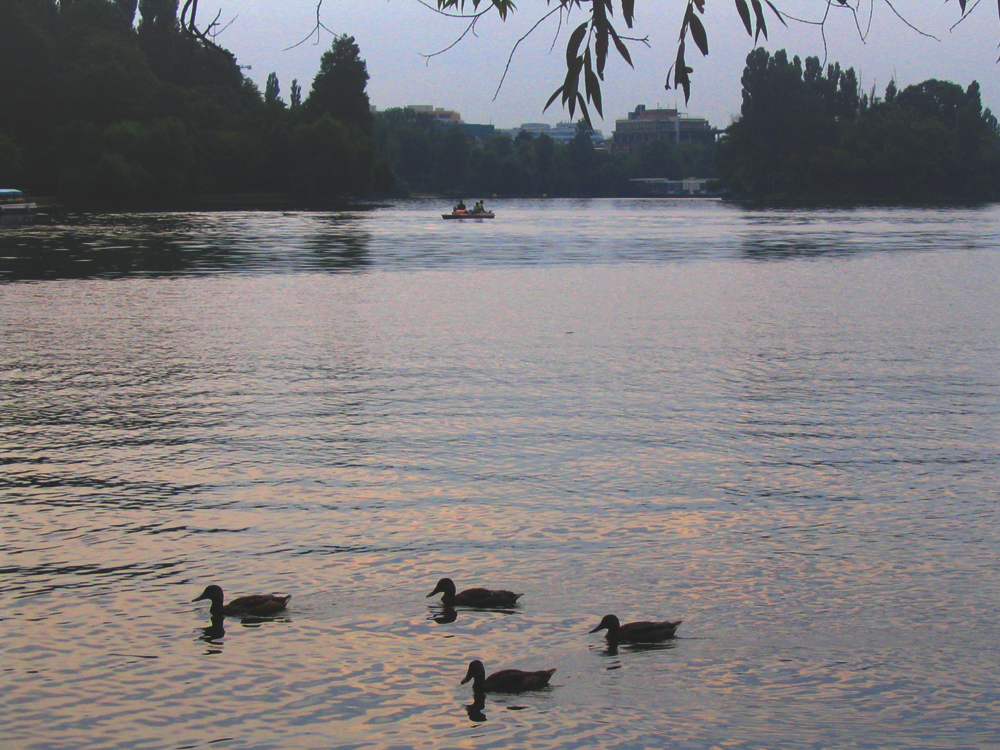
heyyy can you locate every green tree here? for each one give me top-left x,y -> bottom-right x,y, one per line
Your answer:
719,48 -> 1000,202
291,113 -> 375,198
137,0 -> 176,33
114,0 -> 138,25
305,35 -> 373,132
719,48 -> 843,199
433,125 -> 472,193
54,117 -> 193,199
375,108 -> 441,192
265,72 -> 282,107
566,121 -> 596,193
0,0 -> 59,170
0,130 -> 25,184
58,29 -> 160,125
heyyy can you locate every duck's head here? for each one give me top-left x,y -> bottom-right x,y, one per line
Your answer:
192,585 -> 224,605
427,578 -> 457,599
460,659 -> 487,686
589,614 -> 620,634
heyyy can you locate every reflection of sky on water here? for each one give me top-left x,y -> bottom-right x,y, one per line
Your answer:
1,205 -> 999,748
0,210 -> 375,281
4,200 -> 1000,282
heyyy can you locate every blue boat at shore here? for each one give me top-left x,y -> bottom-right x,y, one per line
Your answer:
1,189 -> 37,222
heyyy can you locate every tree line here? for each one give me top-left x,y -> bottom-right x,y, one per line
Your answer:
1,0 -> 997,204
0,0 -> 717,202
375,110 -> 716,198
719,48 -> 1000,202
0,0 -> 382,202
381,46 -> 1000,203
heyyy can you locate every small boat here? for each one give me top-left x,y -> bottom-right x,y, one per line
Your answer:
442,211 -> 495,220
0,189 -> 37,223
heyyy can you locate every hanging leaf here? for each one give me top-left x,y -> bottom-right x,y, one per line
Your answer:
688,11 -> 709,55
584,49 -> 604,116
621,0 -> 635,28
609,26 -> 634,67
596,25 -> 609,77
750,0 -> 768,41
735,0 -> 753,35
762,1 -> 787,28
667,39 -> 692,102
567,22 -> 589,67
544,85 -> 566,112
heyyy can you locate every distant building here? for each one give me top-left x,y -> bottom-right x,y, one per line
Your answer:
629,177 -> 718,197
503,121 -> 605,145
612,105 -> 716,151
390,104 -> 495,141
460,123 -> 496,141
406,104 -> 463,126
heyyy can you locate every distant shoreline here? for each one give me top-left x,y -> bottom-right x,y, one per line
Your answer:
24,193 -> 995,212
28,193 -> 392,213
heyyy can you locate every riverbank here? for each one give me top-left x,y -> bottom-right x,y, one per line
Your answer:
26,193 -> 392,213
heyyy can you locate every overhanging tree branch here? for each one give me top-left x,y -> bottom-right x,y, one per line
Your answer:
178,1 -> 1000,120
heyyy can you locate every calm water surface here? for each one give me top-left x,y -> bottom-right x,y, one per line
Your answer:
2,199 -> 999,749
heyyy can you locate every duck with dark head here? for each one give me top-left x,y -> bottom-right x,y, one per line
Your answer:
192,584 -> 291,618
427,577 -> 522,609
589,614 -> 682,644
460,659 -> 556,694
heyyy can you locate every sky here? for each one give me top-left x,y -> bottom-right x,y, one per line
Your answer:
197,1 -> 1000,132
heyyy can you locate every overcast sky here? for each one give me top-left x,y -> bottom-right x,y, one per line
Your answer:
199,0 -> 1000,132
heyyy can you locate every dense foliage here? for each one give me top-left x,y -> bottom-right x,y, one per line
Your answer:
375,111 -> 717,198
4,0 -> 996,204
0,0 -> 382,201
718,49 -> 1000,202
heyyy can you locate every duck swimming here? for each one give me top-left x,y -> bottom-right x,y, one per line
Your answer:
192,584 -> 291,618
427,578 -> 523,608
460,659 -> 556,694
589,614 -> 682,643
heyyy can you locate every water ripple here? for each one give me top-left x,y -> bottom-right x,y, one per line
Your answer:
1,205 -> 999,749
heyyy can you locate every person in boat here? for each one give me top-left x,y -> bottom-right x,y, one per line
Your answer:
472,200 -> 486,214
454,199 -> 468,214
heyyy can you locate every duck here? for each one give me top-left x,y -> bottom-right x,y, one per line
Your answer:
460,659 -> 556,694
589,614 -> 682,643
427,577 -> 522,608
191,584 -> 291,618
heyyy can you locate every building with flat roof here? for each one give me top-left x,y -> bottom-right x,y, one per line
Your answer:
612,105 -> 716,151
629,177 -> 719,197
406,105 -> 463,126
503,121 -> 605,144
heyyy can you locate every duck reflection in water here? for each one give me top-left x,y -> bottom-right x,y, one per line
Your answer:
428,605 -> 458,624
198,615 -> 226,654
465,692 -> 487,723
598,639 -> 677,658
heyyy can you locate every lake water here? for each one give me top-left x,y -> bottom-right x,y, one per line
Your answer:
2,199 -> 999,750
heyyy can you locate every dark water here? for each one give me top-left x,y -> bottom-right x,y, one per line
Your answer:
2,199 -> 999,749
